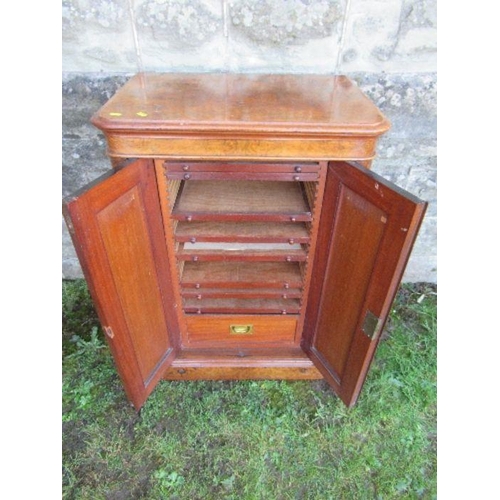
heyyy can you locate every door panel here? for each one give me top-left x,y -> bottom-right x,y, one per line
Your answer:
63,159 -> 178,410
303,161 -> 427,406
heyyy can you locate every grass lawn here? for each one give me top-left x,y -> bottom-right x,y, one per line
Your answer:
62,280 -> 437,499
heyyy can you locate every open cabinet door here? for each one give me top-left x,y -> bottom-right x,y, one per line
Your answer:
302,161 -> 427,407
63,159 -> 179,410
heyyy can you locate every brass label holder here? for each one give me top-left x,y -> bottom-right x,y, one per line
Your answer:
362,310 -> 383,340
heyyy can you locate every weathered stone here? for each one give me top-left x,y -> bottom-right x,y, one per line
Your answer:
403,254 -> 437,283
376,136 -> 437,161
62,133 -> 113,279
410,216 -> 436,257
136,0 -> 222,47
230,0 -> 344,46
340,0 -> 436,72
400,214 -> 436,282
63,74 -> 131,109
354,73 -> 437,139
371,160 -> 412,190
406,162 -> 437,213
62,138 -> 110,197
62,0 -> 437,73
395,0 -> 437,56
372,158 -> 436,219
63,74 -> 132,138
62,0 -> 128,40
61,71 -> 437,281
62,216 -> 83,279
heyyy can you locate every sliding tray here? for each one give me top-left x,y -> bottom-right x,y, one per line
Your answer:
180,261 -> 304,289
183,297 -> 301,315
174,221 -> 311,244
171,180 -> 312,222
164,161 -> 320,182
176,242 -> 308,262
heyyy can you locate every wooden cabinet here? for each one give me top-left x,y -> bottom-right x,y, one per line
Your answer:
63,73 -> 426,410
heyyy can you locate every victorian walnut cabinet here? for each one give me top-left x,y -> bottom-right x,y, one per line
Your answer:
63,73 -> 426,410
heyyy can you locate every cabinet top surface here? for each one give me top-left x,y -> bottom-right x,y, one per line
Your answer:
92,73 -> 389,137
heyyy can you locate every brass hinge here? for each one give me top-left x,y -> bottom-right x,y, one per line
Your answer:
362,310 -> 383,340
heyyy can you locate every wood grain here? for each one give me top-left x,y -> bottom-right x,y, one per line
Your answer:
63,159 -> 179,410
92,73 -> 389,137
175,221 -> 310,243
63,72 -> 430,410
185,315 -> 297,345
92,74 -> 389,161
183,297 -> 301,314
302,161 -> 427,407
181,288 -> 302,299
180,261 -> 304,288
172,180 -> 311,218
176,241 -> 308,262
105,134 -> 380,161
164,161 -> 320,173
164,347 -> 323,380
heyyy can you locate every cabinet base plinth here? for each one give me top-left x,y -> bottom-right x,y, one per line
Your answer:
164,366 -> 323,380
163,347 -> 323,380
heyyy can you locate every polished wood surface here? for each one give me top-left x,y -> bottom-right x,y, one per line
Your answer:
183,298 -> 301,315
181,288 -> 302,299
63,159 -> 179,410
172,180 -> 311,220
63,72 -> 429,410
176,242 -> 308,262
91,73 -> 389,161
106,134 -> 380,162
163,366 -> 322,380
185,315 -> 297,345
164,161 -> 320,173
174,221 -> 311,244
92,73 -> 389,136
302,161 -> 427,407
164,347 -> 323,380
180,261 -> 304,289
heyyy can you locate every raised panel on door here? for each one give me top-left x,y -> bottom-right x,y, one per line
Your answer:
302,161 -> 427,407
63,158 -> 179,410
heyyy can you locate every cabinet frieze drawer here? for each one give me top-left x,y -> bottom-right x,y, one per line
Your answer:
166,171 -> 319,181
163,161 -> 320,173
186,315 -> 297,345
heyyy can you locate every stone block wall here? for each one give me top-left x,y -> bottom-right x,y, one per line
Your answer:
62,0 -> 437,282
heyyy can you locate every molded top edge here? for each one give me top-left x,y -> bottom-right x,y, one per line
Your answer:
91,73 -> 390,137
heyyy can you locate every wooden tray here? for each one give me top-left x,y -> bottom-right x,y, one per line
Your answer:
175,221 -> 310,244
183,297 -> 301,314
172,180 -> 312,221
176,242 -> 308,262
180,261 -> 304,289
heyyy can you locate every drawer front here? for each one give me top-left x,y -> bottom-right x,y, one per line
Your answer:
164,161 -> 320,173
186,315 -> 297,345
164,161 -> 320,181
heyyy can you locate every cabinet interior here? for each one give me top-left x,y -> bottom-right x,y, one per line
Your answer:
156,161 -> 326,346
